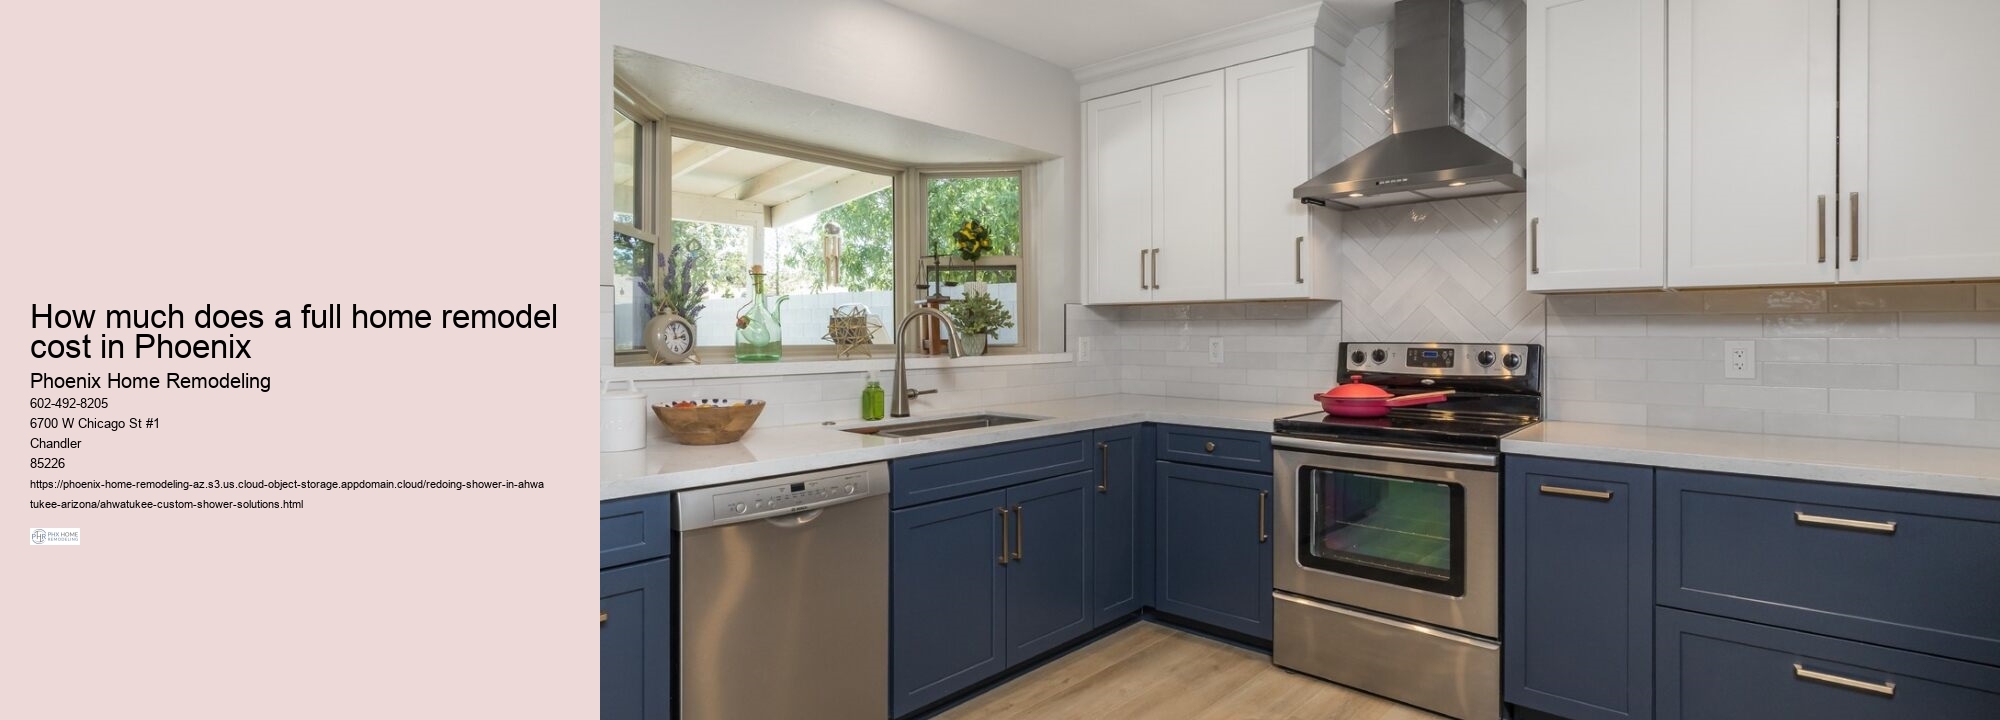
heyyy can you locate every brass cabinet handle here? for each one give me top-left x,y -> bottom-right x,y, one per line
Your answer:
1849,191 -> 1860,262
1204,441 -> 1216,453
1794,663 -> 1896,697
1097,442 -> 1110,493
600,612 -> 609,624
1539,484 -> 1613,501
1139,249 -> 1147,291
997,507 -> 1010,565
1529,217 -> 1541,274
1150,248 -> 1161,289
1816,195 -> 1828,263
1258,491 -> 1270,543
1795,511 -> 1896,535
1295,236 -> 1305,284
1012,504 -> 1024,560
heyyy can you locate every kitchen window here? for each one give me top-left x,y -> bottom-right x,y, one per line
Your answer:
609,93 -> 1035,364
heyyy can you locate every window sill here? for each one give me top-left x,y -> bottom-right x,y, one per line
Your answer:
603,349 -> 1073,382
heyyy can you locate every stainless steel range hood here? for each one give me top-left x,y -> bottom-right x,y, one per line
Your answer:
1295,0 -> 1524,211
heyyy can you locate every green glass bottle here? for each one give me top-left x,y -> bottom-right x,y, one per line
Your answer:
860,373 -> 885,421
733,265 -> 787,362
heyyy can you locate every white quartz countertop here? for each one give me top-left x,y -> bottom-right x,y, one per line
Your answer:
1502,422 -> 2000,498
601,394 -> 1319,501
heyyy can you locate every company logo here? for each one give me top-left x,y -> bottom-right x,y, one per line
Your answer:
28,528 -> 80,546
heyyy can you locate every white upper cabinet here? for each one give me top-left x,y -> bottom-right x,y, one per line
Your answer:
1084,87 -> 1154,305
1082,46 -> 1340,305
1151,71 -> 1228,303
1837,0 -> 2000,283
1666,0 -> 1838,288
1224,51 -> 1341,301
1525,0 -> 1667,292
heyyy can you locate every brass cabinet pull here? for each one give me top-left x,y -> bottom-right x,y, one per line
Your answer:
1529,217 -> 1541,274
1816,195 -> 1828,263
1150,249 -> 1161,289
1097,442 -> 1110,493
1794,663 -> 1896,698
1012,504 -> 1024,560
1139,249 -> 1147,291
1849,191 -> 1860,262
1258,491 -> 1270,543
1795,511 -> 1896,535
1204,441 -> 1216,453
1295,236 -> 1305,284
997,507 -> 1010,565
600,612 -> 609,624
1539,484 -> 1613,501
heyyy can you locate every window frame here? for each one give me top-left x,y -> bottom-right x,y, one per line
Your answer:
607,80 -> 1037,364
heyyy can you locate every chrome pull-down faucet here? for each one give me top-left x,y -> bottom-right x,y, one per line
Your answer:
891,307 -> 962,418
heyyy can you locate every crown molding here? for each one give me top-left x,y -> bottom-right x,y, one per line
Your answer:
1074,2 -> 1358,100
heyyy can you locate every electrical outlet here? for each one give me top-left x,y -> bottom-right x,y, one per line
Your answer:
1723,340 -> 1756,379
1077,337 -> 1093,362
1208,337 -> 1225,365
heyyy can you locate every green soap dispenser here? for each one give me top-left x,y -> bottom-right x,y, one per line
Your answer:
860,373 -> 885,421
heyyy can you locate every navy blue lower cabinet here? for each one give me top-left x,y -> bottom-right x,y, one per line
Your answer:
1090,425 -> 1148,627
1658,608 -> 2000,720
601,557 -> 673,720
1004,470 -> 1096,665
891,489 -> 1009,718
1503,456 -> 1654,720
1153,460 -> 1274,641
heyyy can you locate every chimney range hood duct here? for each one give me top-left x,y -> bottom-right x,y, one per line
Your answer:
1295,0 -> 1524,210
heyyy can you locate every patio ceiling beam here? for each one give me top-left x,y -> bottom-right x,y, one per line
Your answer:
723,160 -> 836,202
769,171 -> 890,227
669,142 -> 731,179
670,192 -> 765,227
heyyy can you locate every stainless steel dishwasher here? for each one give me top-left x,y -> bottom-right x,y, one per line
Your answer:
677,462 -> 888,720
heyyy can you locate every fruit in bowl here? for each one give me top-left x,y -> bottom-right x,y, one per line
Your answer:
652,399 -> 766,445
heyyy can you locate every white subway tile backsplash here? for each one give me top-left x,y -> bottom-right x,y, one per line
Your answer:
1897,312 -> 2000,338
1648,314 -> 1761,337
1900,416 -> 2000,449
1763,313 -> 1898,338
1828,338 -> 1976,365
1595,380 -> 1704,406
1703,288 -> 1827,314
1763,412 -> 1902,442
1828,389 -> 1976,419
1703,385 -> 1827,413
1982,339 -> 2000,365
1646,405 -> 1765,434
1760,362 -> 1898,390
1828,284 -> 1975,312
1548,400 -> 1647,425
1898,364 -> 2000,393
1595,337 -> 1705,360
1978,394 -> 2000,421
1979,284 -> 2000,310
1593,292 -> 1706,315
1549,357 -> 1650,381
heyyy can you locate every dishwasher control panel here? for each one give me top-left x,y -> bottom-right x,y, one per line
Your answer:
713,471 -> 866,520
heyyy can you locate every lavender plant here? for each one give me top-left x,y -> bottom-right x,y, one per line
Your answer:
655,241 -> 710,322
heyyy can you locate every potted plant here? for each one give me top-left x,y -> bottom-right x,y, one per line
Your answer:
942,287 -> 1013,356
646,241 -> 709,364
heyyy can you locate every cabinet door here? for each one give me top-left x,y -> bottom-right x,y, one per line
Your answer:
1154,461 -> 1274,641
1525,0 -> 1667,292
1225,51 -> 1313,300
1090,426 -> 1147,626
1837,0 -> 2000,282
1085,87 -> 1154,304
601,558 -> 673,720
891,490 -> 1008,718
1504,457 -> 1654,720
1666,0 -> 1838,288
1004,470 -> 1095,665
1150,70 -> 1227,302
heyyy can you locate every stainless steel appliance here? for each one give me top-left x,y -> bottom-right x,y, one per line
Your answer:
678,463 -> 889,720
1293,0 -> 1525,210
1272,342 -> 1542,720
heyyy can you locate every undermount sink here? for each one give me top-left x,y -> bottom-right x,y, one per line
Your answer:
843,413 -> 1041,438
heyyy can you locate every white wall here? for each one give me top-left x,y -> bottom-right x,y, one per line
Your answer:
602,0 -> 1081,356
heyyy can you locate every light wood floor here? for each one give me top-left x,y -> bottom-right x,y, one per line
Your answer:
938,622 -> 1449,720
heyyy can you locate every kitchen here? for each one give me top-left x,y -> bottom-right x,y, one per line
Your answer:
600,1 -> 2000,718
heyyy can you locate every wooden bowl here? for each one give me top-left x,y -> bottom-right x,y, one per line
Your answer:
652,399 -> 766,445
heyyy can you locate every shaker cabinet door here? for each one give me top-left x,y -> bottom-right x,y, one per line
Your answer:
1154,461 -> 1273,641
1090,425 -> 1147,626
1003,471 -> 1096,665
890,490 -> 1009,718
1085,87 -> 1155,304
1149,70 -> 1227,303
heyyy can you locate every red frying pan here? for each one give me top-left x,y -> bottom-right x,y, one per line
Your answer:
1313,375 -> 1455,418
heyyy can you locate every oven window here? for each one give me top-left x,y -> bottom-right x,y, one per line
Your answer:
1301,468 -> 1465,596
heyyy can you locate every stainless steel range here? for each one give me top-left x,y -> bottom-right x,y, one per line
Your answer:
1271,342 -> 1542,720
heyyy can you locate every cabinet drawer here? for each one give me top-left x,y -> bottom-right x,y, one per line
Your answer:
1658,470 -> 2000,666
1658,608 -> 2000,720
600,493 -> 674,569
890,433 -> 1092,509
1155,424 -> 1271,473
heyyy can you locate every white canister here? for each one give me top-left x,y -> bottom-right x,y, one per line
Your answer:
600,379 -> 647,452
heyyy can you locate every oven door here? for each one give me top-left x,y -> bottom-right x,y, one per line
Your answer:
1273,437 -> 1499,637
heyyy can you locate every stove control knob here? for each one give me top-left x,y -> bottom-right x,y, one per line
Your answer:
1349,350 -> 1366,366
1370,349 -> 1388,364
1502,353 -> 1523,370
1476,350 -> 1496,367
